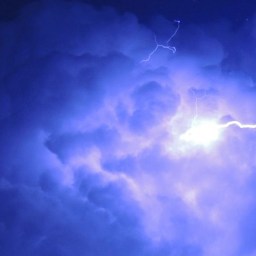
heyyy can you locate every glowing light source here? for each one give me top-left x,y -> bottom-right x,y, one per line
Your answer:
180,119 -> 256,147
180,120 -> 221,146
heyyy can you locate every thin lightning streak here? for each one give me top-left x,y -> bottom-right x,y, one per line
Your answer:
191,96 -> 199,126
218,121 -> 256,129
166,20 -> 181,44
191,91 -> 206,126
190,93 -> 256,131
141,35 -> 175,63
141,20 -> 180,63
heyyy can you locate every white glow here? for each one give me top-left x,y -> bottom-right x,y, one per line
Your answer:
180,120 -> 221,146
180,119 -> 256,147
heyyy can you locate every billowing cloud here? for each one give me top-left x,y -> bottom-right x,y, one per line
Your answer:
1,1 -> 256,256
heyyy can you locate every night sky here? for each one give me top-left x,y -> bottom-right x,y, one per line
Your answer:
1,0 -> 256,256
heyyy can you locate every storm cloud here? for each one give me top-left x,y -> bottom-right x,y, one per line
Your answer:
1,1 -> 256,256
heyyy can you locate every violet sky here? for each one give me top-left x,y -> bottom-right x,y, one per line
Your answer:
1,0 -> 256,255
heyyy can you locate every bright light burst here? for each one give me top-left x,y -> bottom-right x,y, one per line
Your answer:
180,119 -> 256,147
180,120 -> 221,146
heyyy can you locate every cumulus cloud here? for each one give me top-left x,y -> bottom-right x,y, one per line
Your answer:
1,1 -> 256,255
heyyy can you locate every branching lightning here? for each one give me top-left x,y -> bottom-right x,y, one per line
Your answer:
140,21 -> 256,148
141,20 -> 180,63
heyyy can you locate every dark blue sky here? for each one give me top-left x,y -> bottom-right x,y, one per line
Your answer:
0,0 -> 255,25
1,1 -> 256,256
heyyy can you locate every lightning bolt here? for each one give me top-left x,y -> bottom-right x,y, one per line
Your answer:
180,119 -> 256,147
180,93 -> 256,146
191,90 -> 206,126
141,20 -> 180,63
218,121 -> 256,129
140,22 -> 256,147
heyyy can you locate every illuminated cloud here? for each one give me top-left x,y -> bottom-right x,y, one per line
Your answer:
1,1 -> 256,256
